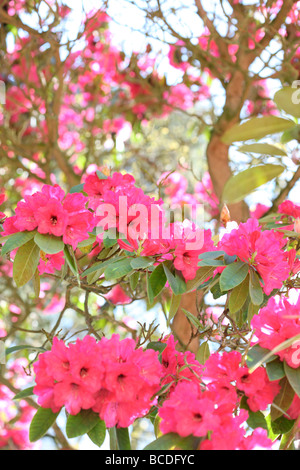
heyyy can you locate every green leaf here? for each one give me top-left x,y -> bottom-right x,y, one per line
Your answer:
185,266 -> 215,293
281,124 -> 300,143
129,271 -> 140,291
5,344 -> 46,356
87,420 -> 106,448
130,256 -> 154,270
63,246 -> 79,281
116,427 -> 131,450
284,362 -> 300,398
266,359 -> 286,382
104,258 -> 133,280
147,341 -> 167,357
96,170 -> 108,180
222,116 -> 295,144
102,228 -> 118,248
228,274 -> 249,314
77,234 -> 97,249
168,293 -> 182,324
147,263 -> 167,304
222,164 -> 285,204
29,407 -> 60,442
199,250 -> 226,260
219,261 -> 249,292
13,386 -> 35,400
273,87 -> 300,118
238,143 -> 287,156
69,183 -> 85,194
196,342 -> 210,365
248,410 -> 268,431
66,410 -> 101,439
249,269 -> 264,306
163,264 -> 186,296
182,308 -> 203,331
34,233 -> 64,255
198,258 -> 225,267
143,433 -> 195,451
1,231 -> 36,256
13,239 -> 41,287
271,377 -> 295,421
271,416 -> 296,436
82,257 -> 126,277
246,344 -> 276,368
33,268 -> 41,299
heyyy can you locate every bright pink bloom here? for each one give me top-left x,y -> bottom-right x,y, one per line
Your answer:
219,218 -> 290,294
173,220 -> 215,281
33,334 -> 162,427
203,350 -> 280,412
159,382 -> 220,437
35,200 -> 67,236
251,293 -> 300,368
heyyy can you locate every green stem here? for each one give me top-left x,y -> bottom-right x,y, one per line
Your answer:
116,427 -> 131,450
109,427 -> 119,450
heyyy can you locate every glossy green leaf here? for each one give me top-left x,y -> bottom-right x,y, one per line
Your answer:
222,116 -> 295,144
222,164 -> 285,204
87,420 -> 106,448
13,239 -> 41,287
147,263 -> 167,304
168,293 -> 182,324
2,230 -> 36,256
66,410 -> 101,439
34,233 -> 64,255
266,358 -> 286,382
219,261 -> 249,292
130,256 -> 154,270
228,274 -> 249,314
163,264 -> 186,295
182,308 -> 202,331
104,258 -> 133,280
273,87 -> 300,118
29,407 -> 60,442
249,269 -> 264,306
185,266 -> 215,293
196,342 -> 210,365
238,143 -> 287,156
246,344 -> 276,368
13,386 -> 35,400
271,377 -> 295,421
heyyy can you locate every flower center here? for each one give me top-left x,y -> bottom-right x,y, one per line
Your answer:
50,215 -> 58,225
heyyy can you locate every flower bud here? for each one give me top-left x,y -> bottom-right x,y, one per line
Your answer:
294,217 -> 300,233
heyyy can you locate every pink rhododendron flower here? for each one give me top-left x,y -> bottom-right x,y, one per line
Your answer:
251,293 -> 300,368
173,220 -> 215,281
6,184 -> 92,251
33,334 -> 162,428
202,350 -> 280,412
278,200 -> 300,219
219,218 -> 290,295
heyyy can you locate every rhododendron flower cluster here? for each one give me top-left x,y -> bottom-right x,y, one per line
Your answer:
219,218 -> 291,294
251,293 -> 300,368
3,184 -> 93,250
157,349 -> 281,450
33,335 -> 163,428
202,350 -> 280,413
158,381 -> 273,450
